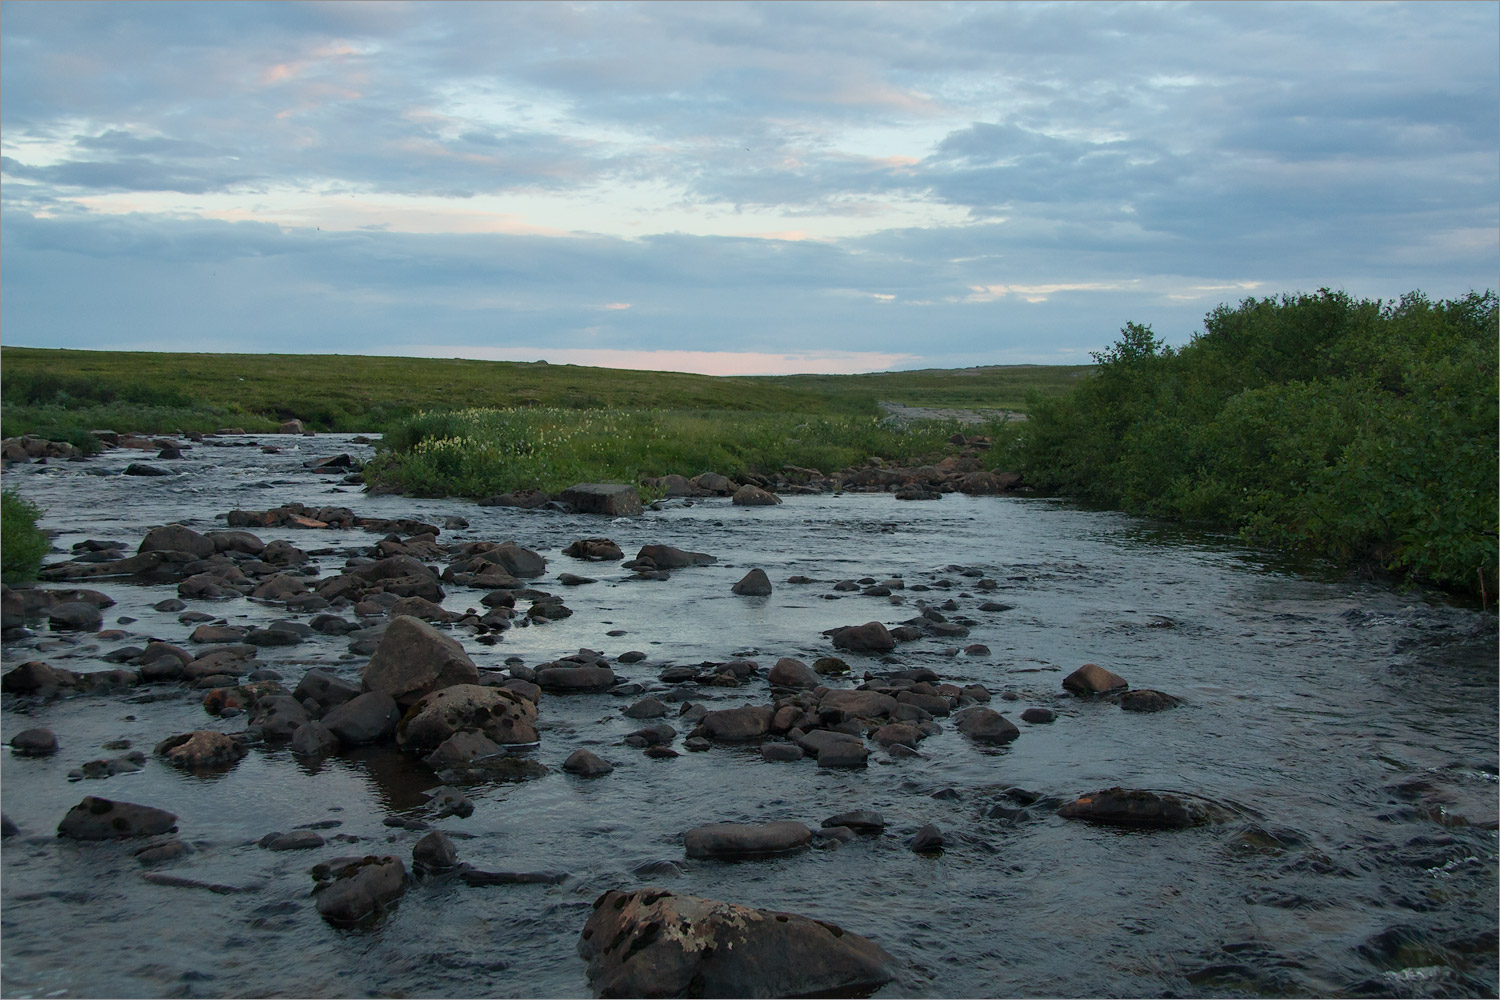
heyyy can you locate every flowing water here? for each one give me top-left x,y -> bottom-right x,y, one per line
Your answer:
2,435 -> 1495,999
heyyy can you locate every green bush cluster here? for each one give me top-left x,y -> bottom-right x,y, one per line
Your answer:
1,488 -> 49,584
1005,289 -> 1498,595
368,407 -> 998,498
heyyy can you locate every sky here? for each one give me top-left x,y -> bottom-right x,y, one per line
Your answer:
2,1 -> 1496,376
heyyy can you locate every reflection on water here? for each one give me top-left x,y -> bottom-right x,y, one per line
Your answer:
2,435 -> 1496,998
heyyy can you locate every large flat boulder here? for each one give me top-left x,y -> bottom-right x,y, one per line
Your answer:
683,821 -> 811,859
830,621 -> 896,653
1056,787 -> 1212,829
635,544 -> 716,569
560,483 -> 643,517
693,705 -> 774,741
361,615 -> 480,705
58,797 -> 177,840
579,888 -> 895,998
396,683 -> 539,752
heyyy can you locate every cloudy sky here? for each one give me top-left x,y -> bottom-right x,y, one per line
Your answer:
2,1 -> 1496,375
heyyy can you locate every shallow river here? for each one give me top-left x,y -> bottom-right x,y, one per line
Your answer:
2,434 -> 1495,999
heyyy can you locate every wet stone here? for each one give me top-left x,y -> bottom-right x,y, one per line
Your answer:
563,749 -> 614,777
260,830 -> 326,851
760,743 -> 804,762
910,824 -> 944,854
58,796 -> 177,840
684,820 -> 812,859
1062,663 -> 1129,695
9,727 -> 59,756
1021,708 -> 1056,724
1120,689 -> 1182,712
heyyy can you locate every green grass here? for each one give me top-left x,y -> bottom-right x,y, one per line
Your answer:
0,347 -> 1085,438
2,488 -> 49,584
367,407 -> 1008,498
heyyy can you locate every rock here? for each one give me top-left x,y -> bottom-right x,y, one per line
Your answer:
423,730 -> 504,768
623,697 -> 669,719
871,723 -> 923,748
361,615 -> 480,706
314,856 -> 407,926
154,731 -> 248,770
767,657 -> 819,689
760,742 -> 804,762
818,688 -> 898,720
684,821 -> 812,859
189,624 -> 248,644
558,573 -> 596,586
260,830 -> 325,851
397,684 -> 539,752
954,707 -> 1020,744
9,727 -> 59,756
290,721 -> 341,757
58,797 -> 177,839
731,484 -> 781,506
279,419 -> 305,434
1056,787 -> 1212,829
897,691 -> 951,716
691,472 -> 734,494
635,544 -> 716,569
249,695 -> 311,741
910,824 -> 944,853
139,524 -> 216,559
1020,708 -> 1056,724
321,691 -> 401,745
559,483 -> 643,517
563,748 -> 614,777
124,463 -> 171,476
579,888 -> 895,999
534,661 -> 618,693
413,831 -> 460,874
731,568 -> 773,596
47,602 -> 103,631
830,621 -> 896,653
695,704 -> 774,741
1062,663 -> 1129,695
0,815 -> 16,838
1120,689 -> 1182,712
653,473 -> 699,497
823,810 -> 885,833
292,668 -> 361,714
812,656 -> 850,675
134,838 -> 191,865
818,741 -> 869,768
477,489 -> 551,509
563,537 -> 624,561
428,785 -> 473,818
625,723 -> 676,748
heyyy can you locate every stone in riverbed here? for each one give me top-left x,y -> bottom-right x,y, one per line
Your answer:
954,707 -> 1020,745
396,683 -> 538,752
260,830 -> 325,851
829,621 -> 896,653
635,544 -> 716,569
563,537 -> 624,561
732,484 -> 781,506
1056,787 -> 1211,829
314,856 -> 407,927
693,704 -> 774,741
910,824 -> 944,854
361,615 -> 480,706
767,657 -> 819,688
47,602 -> 102,631
579,888 -> 895,999
1062,663 -> 1129,695
154,730 -> 248,771
684,821 -> 812,859
560,483 -> 643,517
731,568 -> 773,596
292,668 -> 360,714
413,830 -> 460,874
563,749 -> 614,777
1020,708 -> 1056,724
58,796 -> 177,839
9,727 -> 58,756
535,663 -> 616,693
321,691 -> 401,745
760,743 -> 804,762
823,810 -> 884,833
817,688 -> 898,720
1120,689 -> 1182,712
623,697 -> 668,719
817,742 -> 870,769
290,721 -> 341,757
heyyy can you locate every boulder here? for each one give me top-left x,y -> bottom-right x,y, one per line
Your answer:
535,663 -> 617,693
138,524 -> 215,559
691,472 -> 734,494
1062,663 -> 1129,695
58,797 -> 177,840
731,484 -> 781,506
635,544 -> 716,569
249,695 -> 311,741
413,831 -> 460,874
315,856 -> 407,926
1120,689 -> 1182,713
1056,787 -> 1211,829
1021,708 -> 1056,724
830,621 -> 896,653
47,602 -> 103,631
731,569 -> 773,596
321,691 -> 401,745
290,721 -> 341,757
563,538 -> 624,561
279,419 -> 305,434
954,707 -> 1020,744
560,483 -> 643,517
684,821 -> 812,859
767,657 -> 819,689
579,888 -> 895,999
823,809 -> 884,833
910,824 -> 944,853
817,688 -> 898,720
817,742 -> 870,768
760,744 -> 804,762
2,661 -> 81,697
9,727 -> 59,756
622,697 -> 669,719
154,731 -> 248,770
486,543 -> 546,579
397,684 -> 539,752
694,705 -> 774,741
563,748 -> 614,777
422,730 -> 504,768
870,723 -> 923,748
292,668 -> 361,714
260,830 -> 325,851
361,615 -> 480,706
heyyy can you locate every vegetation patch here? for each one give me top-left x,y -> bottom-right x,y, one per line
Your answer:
2,489 -> 49,585
1002,289 -> 1498,596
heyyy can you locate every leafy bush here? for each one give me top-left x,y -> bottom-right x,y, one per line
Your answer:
1007,289 -> 1498,595
2,489 -> 49,584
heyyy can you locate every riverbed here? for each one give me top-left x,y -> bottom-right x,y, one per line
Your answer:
2,433 -> 1495,998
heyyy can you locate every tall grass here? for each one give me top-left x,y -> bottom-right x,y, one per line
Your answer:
367,407 -> 1001,498
2,489 -> 49,584
2,402 -> 280,446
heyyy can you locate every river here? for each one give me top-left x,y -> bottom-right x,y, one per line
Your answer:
2,433 -> 1495,998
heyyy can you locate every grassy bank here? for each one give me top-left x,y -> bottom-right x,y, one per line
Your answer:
1002,289 -> 1498,596
1,488 -> 49,584
1,347 -> 1085,441
366,407 -> 1003,498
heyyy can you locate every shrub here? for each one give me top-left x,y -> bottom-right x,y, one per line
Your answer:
2,489 -> 49,584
